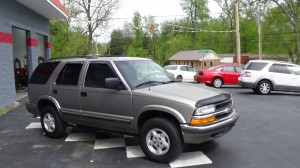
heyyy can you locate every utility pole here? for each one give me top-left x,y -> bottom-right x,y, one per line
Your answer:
257,11 -> 262,60
235,0 -> 241,66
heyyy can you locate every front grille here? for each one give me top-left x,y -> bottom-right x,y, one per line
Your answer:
216,99 -> 232,112
214,99 -> 233,122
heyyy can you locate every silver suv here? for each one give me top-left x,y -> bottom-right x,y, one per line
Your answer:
239,60 -> 300,94
26,57 -> 239,163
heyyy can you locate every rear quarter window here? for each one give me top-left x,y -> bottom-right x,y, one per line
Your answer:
244,62 -> 268,71
29,62 -> 60,84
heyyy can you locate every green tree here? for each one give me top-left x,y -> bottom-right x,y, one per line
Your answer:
180,0 -> 210,49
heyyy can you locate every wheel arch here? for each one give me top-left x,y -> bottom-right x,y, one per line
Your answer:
37,96 -> 61,116
135,105 -> 186,130
255,78 -> 274,89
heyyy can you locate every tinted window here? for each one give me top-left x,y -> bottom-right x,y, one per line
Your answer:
180,66 -> 188,71
84,63 -> 117,88
235,67 -> 242,73
187,66 -> 195,72
269,64 -> 288,74
164,66 -> 177,70
56,63 -> 82,86
288,65 -> 300,75
29,62 -> 60,84
223,66 -> 235,72
244,62 -> 268,71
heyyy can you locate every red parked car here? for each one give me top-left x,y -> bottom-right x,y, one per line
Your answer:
194,64 -> 242,88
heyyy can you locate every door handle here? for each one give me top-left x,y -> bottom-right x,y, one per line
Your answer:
81,92 -> 87,97
53,90 -> 57,94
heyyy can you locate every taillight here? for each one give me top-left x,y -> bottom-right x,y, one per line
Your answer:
198,70 -> 204,75
243,71 -> 252,77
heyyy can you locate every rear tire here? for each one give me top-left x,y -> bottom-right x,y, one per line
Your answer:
252,88 -> 258,94
176,75 -> 183,82
257,80 -> 272,95
139,118 -> 183,163
212,77 -> 223,88
41,105 -> 66,138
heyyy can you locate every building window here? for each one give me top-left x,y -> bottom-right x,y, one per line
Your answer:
210,62 -> 213,66
204,62 -> 207,66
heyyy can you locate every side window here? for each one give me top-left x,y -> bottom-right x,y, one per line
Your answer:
244,62 -> 268,71
269,64 -> 288,74
235,67 -> 242,73
84,63 -> 117,88
180,66 -> 188,71
223,66 -> 235,72
187,66 -> 194,72
29,62 -> 60,84
56,63 -> 83,86
288,65 -> 300,75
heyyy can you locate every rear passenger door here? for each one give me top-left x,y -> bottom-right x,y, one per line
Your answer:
80,61 -> 133,132
222,66 -> 238,84
51,62 -> 84,123
288,65 -> 300,91
268,64 -> 291,90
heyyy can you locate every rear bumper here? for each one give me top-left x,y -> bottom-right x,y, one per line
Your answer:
194,75 -> 212,84
239,80 -> 255,88
180,109 -> 239,144
25,103 -> 38,116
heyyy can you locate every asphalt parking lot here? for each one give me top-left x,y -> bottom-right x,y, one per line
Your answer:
0,86 -> 300,168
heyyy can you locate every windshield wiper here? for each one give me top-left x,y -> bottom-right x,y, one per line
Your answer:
135,81 -> 165,88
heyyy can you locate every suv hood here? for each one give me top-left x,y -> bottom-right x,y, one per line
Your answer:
134,82 -> 226,102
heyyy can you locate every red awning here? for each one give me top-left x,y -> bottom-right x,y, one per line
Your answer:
17,0 -> 67,19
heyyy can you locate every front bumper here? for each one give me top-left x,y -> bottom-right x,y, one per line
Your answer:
180,109 -> 239,144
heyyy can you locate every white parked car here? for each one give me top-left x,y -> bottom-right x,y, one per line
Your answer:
164,65 -> 196,82
239,60 -> 300,94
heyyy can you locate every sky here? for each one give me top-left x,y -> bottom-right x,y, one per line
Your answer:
97,0 -> 222,43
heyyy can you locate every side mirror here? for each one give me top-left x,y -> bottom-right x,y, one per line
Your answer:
105,78 -> 122,89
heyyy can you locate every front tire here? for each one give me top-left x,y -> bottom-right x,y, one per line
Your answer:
257,80 -> 272,95
41,105 -> 66,138
139,118 -> 183,163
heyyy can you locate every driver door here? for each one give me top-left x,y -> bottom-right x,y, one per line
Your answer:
80,61 -> 133,132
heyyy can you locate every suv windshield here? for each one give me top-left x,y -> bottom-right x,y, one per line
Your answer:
115,60 -> 175,88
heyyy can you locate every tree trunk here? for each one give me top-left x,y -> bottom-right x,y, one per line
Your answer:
294,14 -> 300,64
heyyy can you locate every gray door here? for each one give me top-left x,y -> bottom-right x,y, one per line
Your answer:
80,61 -> 133,132
51,62 -> 84,123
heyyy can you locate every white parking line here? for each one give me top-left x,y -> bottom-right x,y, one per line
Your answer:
126,145 -> 145,158
25,122 -> 41,129
94,138 -> 125,149
65,133 -> 95,142
169,151 -> 212,168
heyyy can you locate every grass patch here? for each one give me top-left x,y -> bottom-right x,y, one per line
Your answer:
0,102 -> 20,116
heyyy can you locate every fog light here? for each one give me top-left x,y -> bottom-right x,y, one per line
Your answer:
190,116 -> 216,125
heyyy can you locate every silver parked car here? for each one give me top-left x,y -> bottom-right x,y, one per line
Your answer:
26,56 -> 239,163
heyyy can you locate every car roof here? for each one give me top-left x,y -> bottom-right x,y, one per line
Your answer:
47,56 -> 150,62
248,59 -> 298,66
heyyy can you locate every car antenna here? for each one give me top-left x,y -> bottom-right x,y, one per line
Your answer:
148,56 -> 150,91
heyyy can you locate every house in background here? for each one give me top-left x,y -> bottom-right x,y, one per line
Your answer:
168,50 -> 222,70
0,0 -> 67,108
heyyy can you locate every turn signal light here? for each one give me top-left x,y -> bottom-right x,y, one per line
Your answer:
190,116 -> 216,125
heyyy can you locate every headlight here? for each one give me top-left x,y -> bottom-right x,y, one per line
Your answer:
194,104 -> 215,115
